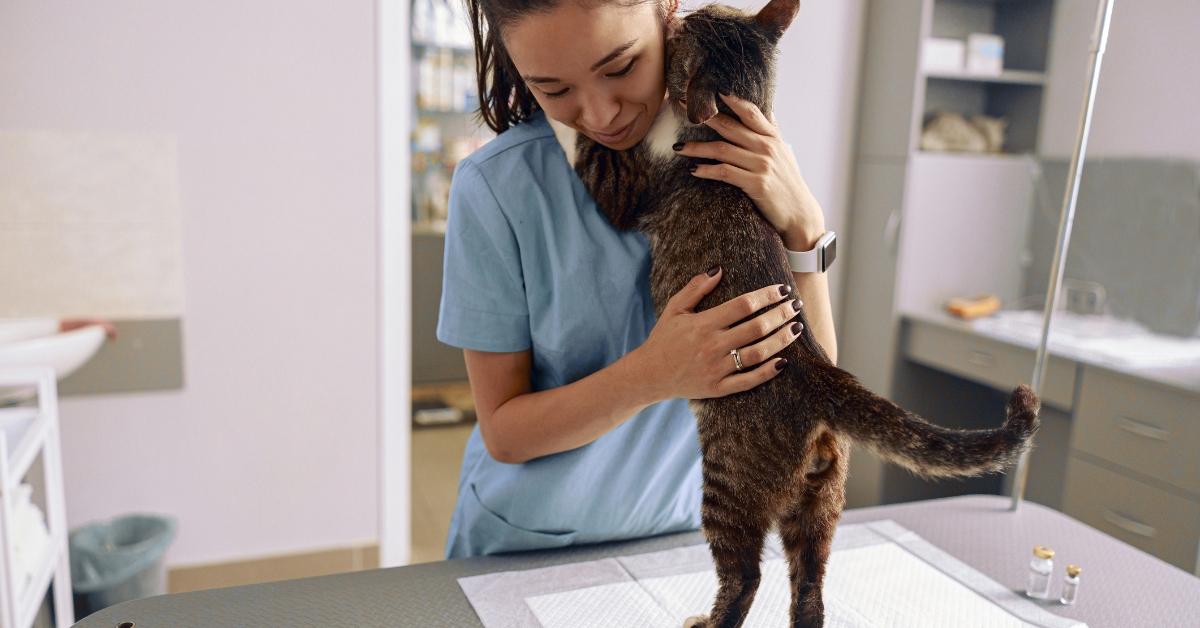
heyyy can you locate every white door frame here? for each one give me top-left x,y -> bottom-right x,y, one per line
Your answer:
377,0 -> 412,567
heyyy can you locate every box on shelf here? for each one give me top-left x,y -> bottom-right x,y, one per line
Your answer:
966,33 -> 1004,76
922,37 -> 965,73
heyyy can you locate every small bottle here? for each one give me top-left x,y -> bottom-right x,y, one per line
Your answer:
1025,545 -> 1054,599
1060,564 -> 1081,605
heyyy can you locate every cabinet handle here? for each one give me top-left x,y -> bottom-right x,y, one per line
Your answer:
884,209 -> 902,256
1115,416 -> 1170,442
1102,509 -> 1157,538
967,350 -> 995,368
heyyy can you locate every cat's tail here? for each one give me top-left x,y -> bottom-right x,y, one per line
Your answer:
822,375 -> 1040,479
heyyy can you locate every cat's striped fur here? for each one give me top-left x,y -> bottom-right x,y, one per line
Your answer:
549,2 -> 1040,626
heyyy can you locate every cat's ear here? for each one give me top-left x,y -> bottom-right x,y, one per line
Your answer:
684,78 -> 718,124
754,0 -> 800,41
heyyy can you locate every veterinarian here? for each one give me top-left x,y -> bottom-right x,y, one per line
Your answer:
436,0 -> 837,558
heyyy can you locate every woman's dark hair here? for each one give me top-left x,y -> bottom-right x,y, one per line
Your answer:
466,0 -> 670,134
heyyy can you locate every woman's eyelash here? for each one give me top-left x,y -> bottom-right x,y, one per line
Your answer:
608,58 -> 638,77
543,58 -> 638,99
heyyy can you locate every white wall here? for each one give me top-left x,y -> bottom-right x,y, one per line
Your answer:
1042,0 -> 1200,159
774,0 -> 866,315
0,0 -> 865,569
684,0 -> 867,316
0,1 -> 381,565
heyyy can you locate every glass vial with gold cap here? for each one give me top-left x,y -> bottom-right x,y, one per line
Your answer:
1060,564 -> 1082,605
1026,545 -> 1054,599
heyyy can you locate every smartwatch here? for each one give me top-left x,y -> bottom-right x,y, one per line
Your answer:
786,231 -> 837,273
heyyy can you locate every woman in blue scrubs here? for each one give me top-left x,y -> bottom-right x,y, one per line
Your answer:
437,0 -> 838,558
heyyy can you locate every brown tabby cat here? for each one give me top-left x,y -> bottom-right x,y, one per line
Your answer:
547,1 -> 1041,626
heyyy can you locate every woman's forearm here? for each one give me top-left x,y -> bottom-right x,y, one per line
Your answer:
485,351 -> 662,464
790,269 -> 837,364
783,228 -> 838,364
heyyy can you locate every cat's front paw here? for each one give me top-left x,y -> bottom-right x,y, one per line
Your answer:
683,614 -> 710,628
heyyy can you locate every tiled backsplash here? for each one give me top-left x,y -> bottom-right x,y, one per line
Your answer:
1023,157 -> 1200,338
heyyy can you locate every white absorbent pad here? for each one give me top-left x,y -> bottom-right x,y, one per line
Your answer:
457,519 -> 1086,628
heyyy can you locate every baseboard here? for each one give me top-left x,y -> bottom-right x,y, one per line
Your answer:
168,542 -> 380,594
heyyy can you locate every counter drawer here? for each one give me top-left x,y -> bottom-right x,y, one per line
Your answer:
1063,455 -> 1200,573
1071,366 -> 1200,496
903,319 -> 1077,411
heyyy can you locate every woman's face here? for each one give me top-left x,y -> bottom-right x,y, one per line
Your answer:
503,1 -> 669,149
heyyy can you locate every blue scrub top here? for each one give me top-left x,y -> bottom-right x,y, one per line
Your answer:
435,109 -> 702,559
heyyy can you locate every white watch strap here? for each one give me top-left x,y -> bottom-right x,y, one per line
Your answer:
786,231 -> 836,273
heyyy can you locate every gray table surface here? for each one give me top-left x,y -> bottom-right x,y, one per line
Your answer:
74,495 -> 1200,627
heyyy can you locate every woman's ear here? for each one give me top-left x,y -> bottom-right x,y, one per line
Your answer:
663,0 -> 681,36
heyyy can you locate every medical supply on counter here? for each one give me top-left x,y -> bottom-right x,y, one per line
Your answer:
967,33 -> 1005,75
1060,564 -> 1082,605
1026,545 -> 1055,599
922,37 -> 966,73
945,293 -> 1002,319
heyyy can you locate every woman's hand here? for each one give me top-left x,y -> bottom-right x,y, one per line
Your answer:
631,266 -> 803,402
674,92 -> 827,249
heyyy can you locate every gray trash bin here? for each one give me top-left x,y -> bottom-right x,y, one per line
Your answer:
69,513 -> 177,618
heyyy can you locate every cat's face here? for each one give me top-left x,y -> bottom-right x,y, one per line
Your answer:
665,0 -> 800,125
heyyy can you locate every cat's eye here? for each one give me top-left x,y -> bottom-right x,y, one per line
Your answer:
541,57 -> 639,99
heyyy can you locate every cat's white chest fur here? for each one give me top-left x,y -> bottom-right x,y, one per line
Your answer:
546,104 -> 683,167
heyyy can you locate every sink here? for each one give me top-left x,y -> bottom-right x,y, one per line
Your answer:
970,309 -> 1200,369
0,319 -> 107,404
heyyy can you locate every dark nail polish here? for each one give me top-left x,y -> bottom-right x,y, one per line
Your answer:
672,142 -> 684,151
791,299 -> 801,312
779,285 -> 791,296
688,162 -> 698,173
775,358 -> 788,371
791,322 -> 801,335
707,265 -> 721,276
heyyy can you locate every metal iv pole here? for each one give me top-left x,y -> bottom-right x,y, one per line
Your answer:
1010,0 -> 1116,511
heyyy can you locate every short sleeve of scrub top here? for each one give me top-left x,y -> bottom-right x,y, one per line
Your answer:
436,109 -> 703,559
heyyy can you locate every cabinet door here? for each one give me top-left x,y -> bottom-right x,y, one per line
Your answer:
1063,455 -> 1200,573
839,160 -> 908,508
1070,366 -> 1200,496
840,161 -> 911,396
903,317 -> 1077,411
857,0 -> 925,160
895,153 -> 1035,317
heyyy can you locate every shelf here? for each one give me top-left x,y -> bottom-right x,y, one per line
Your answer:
411,39 -> 473,53
413,220 -> 448,235
0,406 -> 47,490
914,150 -> 1035,163
924,69 -> 1046,86
0,368 -> 71,626
17,539 -> 58,628
415,108 -> 476,116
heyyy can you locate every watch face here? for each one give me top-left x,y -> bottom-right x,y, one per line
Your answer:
822,237 -> 836,271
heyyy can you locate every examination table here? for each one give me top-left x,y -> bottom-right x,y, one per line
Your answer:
74,496 -> 1200,627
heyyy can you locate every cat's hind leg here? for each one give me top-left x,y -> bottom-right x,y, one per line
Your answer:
778,433 -> 849,628
686,457 -> 773,628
